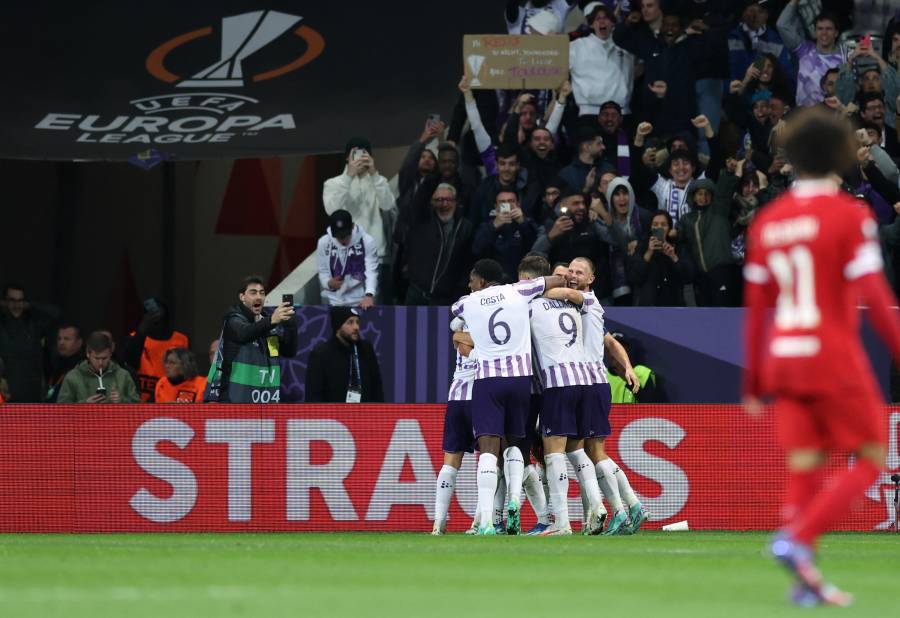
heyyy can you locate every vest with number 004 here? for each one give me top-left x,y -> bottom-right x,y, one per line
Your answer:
204,327 -> 282,404
609,365 -> 654,404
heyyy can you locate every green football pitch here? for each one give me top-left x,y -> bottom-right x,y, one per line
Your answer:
0,532 -> 898,617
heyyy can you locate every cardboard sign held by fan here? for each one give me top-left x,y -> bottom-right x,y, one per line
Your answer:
463,34 -> 569,90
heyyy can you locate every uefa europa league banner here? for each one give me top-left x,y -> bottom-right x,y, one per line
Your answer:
2,405 -> 899,533
2,1 -> 501,160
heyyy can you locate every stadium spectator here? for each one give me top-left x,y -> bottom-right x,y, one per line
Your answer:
435,142 -> 477,214
469,143 -> 541,224
835,42 -> 899,129
397,119 -> 441,219
606,332 -> 658,403
595,101 -> 641,177
502,86 -> 566,191
316,209 -> 377,309
631,147 -> 700,227
604,177 -> 653,305
558,124 -> 609,196
777,3 -> 846,106
0,283 -> 59,402
627,210 -> 696,306
45,323 -> 84,403
569,3 -> 636,116
677,177 -> 740,306
305,306 -> 384,403
727,0 -> 794,88
857,92 -> 899,157
323,137 -> 397,300
729,52 -> 796,111
505,0 -> 575,35
532,186 -> 613,299
57,331 -> 140,404
205,276 -> 297,404
154,348 -> 206,403
472,190 -> 539,282
398,181 -> 474,305
613,10 -> 704,136
123,299 -> 188,402
208,339 -> 218,364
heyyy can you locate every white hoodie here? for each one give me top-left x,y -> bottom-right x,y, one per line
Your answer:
317,223 -> 379,307
322,169 -> 396,260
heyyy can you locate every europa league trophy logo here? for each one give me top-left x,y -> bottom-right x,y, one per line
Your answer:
467,54 -> 486,87
178,10 -> 303,88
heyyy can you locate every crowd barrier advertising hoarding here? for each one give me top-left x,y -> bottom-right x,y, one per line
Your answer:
2,405 -> 898,533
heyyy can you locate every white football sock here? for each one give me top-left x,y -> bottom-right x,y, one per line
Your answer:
523,464 -> 550,524
493,468 -> 507,526
568,449 -> 604,515
434,464 -> 458,526
596,458 -> 624,514
612,460 -> 640,508
476,453 -> 498,528
539,463 -> 552,514
503,446 -> 525,507
545,452 -> 570,527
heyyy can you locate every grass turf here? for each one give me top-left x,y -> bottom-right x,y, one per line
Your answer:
0,532 -> 898,617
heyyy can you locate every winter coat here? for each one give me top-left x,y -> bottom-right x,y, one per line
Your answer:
604,177 -> 654,299
677,176 -> 736,273
0,302 -> 59,402
56,359 -> 140,404
323,169 -> 397,259
206,302 -> 297,404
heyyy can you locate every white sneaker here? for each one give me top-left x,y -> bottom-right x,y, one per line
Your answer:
431,521 -> 446,536
538,522 -> 573,536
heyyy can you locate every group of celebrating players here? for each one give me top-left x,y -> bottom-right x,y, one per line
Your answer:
432,245 -> 648,536
432,107 -> 900,607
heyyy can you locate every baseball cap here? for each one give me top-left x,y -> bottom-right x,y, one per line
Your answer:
329,209 -> 353,239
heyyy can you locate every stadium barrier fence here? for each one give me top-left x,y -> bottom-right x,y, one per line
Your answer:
1,404 -> 898,533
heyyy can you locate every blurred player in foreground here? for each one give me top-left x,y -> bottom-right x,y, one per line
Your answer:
743,107 -> 900,607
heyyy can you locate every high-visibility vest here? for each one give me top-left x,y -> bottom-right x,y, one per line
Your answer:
609,365 -> 655,404
132,331 -> 189,401
155,375 -> 207,403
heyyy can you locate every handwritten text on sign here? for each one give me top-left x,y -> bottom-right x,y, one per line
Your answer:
463,34 -> 569,90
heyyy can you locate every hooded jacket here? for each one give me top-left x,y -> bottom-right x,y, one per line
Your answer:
676,177 -> 735,273
317,223 -> 379,307
56,359 -> 140,404
605,177 -> 653,299
323,168 -> 397,259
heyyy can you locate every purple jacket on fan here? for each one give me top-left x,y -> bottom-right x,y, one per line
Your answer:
316,223 -> 378,307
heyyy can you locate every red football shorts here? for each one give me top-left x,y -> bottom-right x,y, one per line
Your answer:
775,389 -> 887,452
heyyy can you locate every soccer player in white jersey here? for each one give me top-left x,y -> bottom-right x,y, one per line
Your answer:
519,256 -> 606,536
451,258 -> 565,535
432,273 -> 488,535
568,257 -> 649,535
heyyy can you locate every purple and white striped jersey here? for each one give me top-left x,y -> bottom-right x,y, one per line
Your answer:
451,278 -> 546,379
529,297 -> 594,389
579,290 -> 609,385
447,326 -> 478,401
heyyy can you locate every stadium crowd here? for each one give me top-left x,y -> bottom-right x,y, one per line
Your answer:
319,0 -> 900,310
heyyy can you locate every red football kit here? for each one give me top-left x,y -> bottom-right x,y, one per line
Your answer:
743,179 -> 900,451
